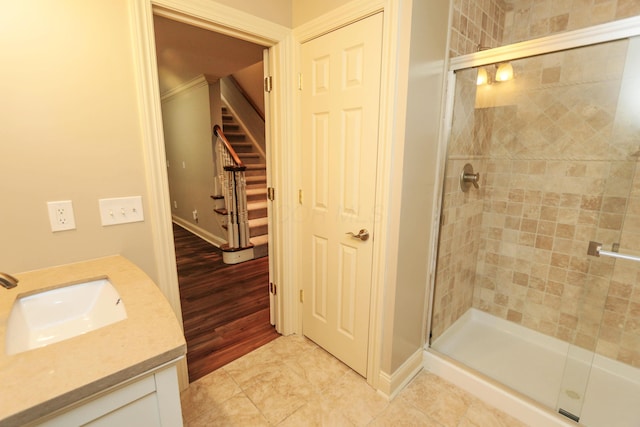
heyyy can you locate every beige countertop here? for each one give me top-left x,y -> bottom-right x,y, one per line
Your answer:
0,255 -> 186,426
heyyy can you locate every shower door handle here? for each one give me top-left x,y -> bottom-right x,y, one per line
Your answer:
346,229 -> 369,241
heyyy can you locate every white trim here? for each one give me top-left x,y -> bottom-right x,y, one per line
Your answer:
264,35 -> 297,336
172,217 -> 226,248
160,74 -> 208,101
377,348 -> 424,400
450,15 -> 640,71
130,0 -> 295,389
152,0 -> 289,46
367,0 -> 405,390
293,0 -> 384,43
129,0 -> 189,390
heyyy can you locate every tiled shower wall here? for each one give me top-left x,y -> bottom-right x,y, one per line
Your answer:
503,0 -> 640,45
449,0 -> 507,56
433,1 -> 640,366
472,40 -> 635,357
450,0 -> 640,57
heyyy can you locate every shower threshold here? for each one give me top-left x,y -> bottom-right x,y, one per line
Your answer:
428,308 -> 640,427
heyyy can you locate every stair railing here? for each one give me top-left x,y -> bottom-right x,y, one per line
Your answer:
213,124 -> 250,250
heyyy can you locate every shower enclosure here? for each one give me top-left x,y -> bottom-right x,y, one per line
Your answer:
428,18 -> 640,427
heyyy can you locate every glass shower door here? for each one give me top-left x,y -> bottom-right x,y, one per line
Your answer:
430,34 -> 640,426
554,35 -> 640,426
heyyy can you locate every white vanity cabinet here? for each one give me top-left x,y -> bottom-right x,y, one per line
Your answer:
29,362 -> 183,427
0,257 -> 187,426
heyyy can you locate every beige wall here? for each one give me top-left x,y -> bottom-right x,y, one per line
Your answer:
232,62 -> 265,116
0,0 -> 292,282
387,0 -> 451,372
1,1 -> 157,279
161,78 -> 226,244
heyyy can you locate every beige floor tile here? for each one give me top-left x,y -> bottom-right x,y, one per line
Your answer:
277,392 -> 356,427
180,335 -> 527,427
369,399 -> 443,426
264,334 -> 318,362
180,368 -> 242,424
242,367 -> 316,424
397,371 -> 474,427
185,394 -> 268,427
286,345 -> 351,392
223,349 -> 291,387
323,370 -> 390,425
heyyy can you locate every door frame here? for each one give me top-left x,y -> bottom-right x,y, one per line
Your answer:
293,0 -> 409,392
129,0 -> 295,389
132,0 -> 415,394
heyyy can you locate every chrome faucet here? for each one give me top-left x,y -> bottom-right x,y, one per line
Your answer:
0,272 -> 18,289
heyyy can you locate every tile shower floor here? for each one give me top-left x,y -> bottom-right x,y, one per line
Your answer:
180,335 -> 526,426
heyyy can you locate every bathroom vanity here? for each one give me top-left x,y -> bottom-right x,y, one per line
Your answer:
0,256 -> 186,426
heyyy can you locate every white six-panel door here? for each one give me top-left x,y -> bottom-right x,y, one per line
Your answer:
300,13 -> 383,377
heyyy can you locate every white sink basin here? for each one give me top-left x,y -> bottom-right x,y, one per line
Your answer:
5,278 -> 127,355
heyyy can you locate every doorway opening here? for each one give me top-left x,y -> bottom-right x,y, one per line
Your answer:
152,13 -> 278,382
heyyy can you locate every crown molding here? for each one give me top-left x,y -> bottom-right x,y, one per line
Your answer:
160,74 -> 208,102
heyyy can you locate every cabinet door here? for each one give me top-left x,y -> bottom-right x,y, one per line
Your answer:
85,394 -> 161,427
33,365 -> 182,427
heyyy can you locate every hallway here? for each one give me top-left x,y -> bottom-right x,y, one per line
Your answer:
173,223 -> 279,381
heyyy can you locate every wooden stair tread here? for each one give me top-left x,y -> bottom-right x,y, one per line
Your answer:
246,187 -> 266,195
245,163 -> 266,170
248,200 -> 267,210
249,217 -> 268,227
217,103 -> 269,258
250,234 -> 269,246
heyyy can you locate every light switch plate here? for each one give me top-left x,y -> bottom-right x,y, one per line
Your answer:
98,196 -> 144,226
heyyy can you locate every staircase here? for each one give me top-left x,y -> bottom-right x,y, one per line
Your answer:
215,105 -> 268,259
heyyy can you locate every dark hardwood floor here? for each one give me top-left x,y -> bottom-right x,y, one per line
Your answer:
173,223 -> 279,382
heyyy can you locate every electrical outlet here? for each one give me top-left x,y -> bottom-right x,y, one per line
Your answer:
192,209 -> 198,223
98,196 -> 144,226
47,200 -> 76,232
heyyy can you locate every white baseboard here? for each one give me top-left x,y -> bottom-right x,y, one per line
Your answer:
377,348 -> 423,399
172,217 -> 226,248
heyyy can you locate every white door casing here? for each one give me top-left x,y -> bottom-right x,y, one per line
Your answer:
300,13 -> 383,377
